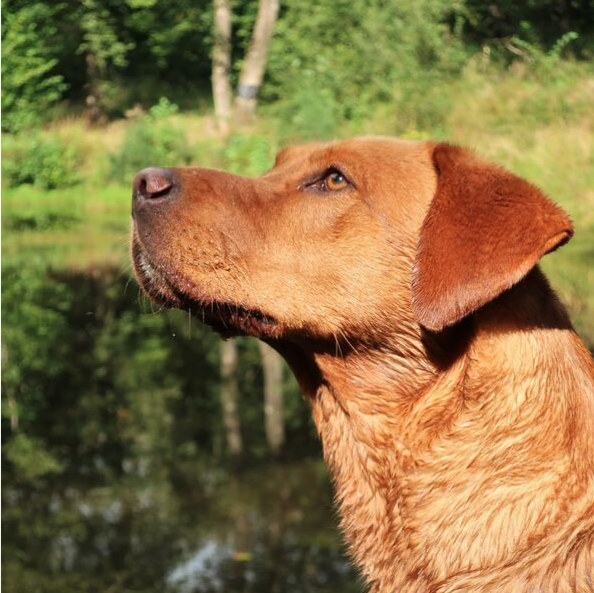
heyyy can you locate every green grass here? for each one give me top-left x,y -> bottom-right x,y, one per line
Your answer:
2,184 -> 132,269
442,66 -> 594,347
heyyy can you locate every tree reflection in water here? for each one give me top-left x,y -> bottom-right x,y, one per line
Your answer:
1,266 -> 359,593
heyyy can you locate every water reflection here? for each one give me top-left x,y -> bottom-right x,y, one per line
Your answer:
3,460 -> 358,593
1,265 -> 359,593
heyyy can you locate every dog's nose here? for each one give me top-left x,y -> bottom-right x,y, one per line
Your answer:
133,168 -> 174,202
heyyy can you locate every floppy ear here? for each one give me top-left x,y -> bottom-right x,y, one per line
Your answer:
412,143 -> 573,332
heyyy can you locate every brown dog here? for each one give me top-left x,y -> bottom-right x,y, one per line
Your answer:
131,138 -> 594,592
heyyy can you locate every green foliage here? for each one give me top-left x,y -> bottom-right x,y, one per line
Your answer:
1,264 -> 313,484
549,31 -> 581,60
109,98 -> 193,181
1,265 -> 74,483
126,0 -> 213,70
1,183 -> 132,270
75,0 -> 137,118
3,136 -> 81,190
265,0 -> 469,134
3,0 -> 594,126
3,433 -> 62,479
148,95 -> 179,119
5,212 -> 80,232
274,86 -> 340,141
223,133 -> 276,176
447,60 -> 594,136
78,0 -> 135,71
1,3 -> 67,132
461,0 -> 594,59
507,31 -> 580,77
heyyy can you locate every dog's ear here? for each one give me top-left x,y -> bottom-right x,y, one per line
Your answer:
412,143 -> 573,331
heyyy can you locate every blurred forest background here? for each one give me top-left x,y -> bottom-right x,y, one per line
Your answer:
2,1 -> 594,592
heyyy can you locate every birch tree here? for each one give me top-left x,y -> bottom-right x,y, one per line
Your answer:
212,0 -> 233,131
211,0 -> 280,128
234,0 -> 280,123
220,340 -> 243,458
258,341 -> 285,456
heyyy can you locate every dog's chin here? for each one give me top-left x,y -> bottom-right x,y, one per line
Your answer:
131,240 -> 281,339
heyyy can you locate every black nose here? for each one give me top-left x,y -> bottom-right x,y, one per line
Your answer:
133,168 -> 174,201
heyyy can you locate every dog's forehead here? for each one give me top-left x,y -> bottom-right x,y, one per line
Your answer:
274,141 -> 328,166
273,137 -> 430,175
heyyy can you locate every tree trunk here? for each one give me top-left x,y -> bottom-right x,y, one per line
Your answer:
85,52 -> 104,126
220,340 -> 243,458
7,391 -> 18,432
2,347 -> 18,432
234,0 -> 280,124
212,0 -> 233,133
258,341 -> 285,456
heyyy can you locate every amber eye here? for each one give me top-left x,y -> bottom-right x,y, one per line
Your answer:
323,171 -> 349,191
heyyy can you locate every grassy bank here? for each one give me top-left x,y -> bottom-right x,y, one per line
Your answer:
3,62 -> 594,345
2,184 -> 131,269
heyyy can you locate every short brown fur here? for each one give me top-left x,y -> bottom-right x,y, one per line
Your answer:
131,137 -> 594,592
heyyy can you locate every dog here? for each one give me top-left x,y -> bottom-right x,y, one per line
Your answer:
131,137 -> 594,592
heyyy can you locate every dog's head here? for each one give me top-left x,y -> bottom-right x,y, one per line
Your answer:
131,137 -> 572,342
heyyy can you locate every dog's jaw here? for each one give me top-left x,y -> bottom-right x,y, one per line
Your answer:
132,234 -> 282,339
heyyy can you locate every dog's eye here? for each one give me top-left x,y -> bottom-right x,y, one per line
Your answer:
321,170 -> 349,192
303,168 -> 352,194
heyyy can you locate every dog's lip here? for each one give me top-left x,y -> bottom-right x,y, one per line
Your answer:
182,298 -> 279,338
132,239 -> 279,337
133,241 -> 181,307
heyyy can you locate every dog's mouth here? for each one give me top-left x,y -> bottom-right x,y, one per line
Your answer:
132,238 -> 280,338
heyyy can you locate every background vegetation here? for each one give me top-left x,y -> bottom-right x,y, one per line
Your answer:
2,0 -> 594,591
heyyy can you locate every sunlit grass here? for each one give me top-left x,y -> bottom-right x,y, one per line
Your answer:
440,65 -> 594,347
2,184 -> 132,269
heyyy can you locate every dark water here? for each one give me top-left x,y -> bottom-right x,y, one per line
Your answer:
3,460 -> 357,593
1,265 -> 359,593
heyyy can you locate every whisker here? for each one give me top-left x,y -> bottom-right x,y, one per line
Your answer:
338,328 -> 359,358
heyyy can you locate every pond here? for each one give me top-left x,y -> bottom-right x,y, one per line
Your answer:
1,265 -> 360,593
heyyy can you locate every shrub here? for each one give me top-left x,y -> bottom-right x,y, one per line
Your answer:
271,86 -> 340,142
3,136 -> 81,190
109,97 -> 193,182
504,32 -> 581,79
3,434 -> 62,480
265,0 -> 469,130
1,4 -> 67,133
223,133 -> 276,177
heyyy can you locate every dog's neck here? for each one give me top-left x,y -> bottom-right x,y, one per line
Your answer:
273,268 -> 594,592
